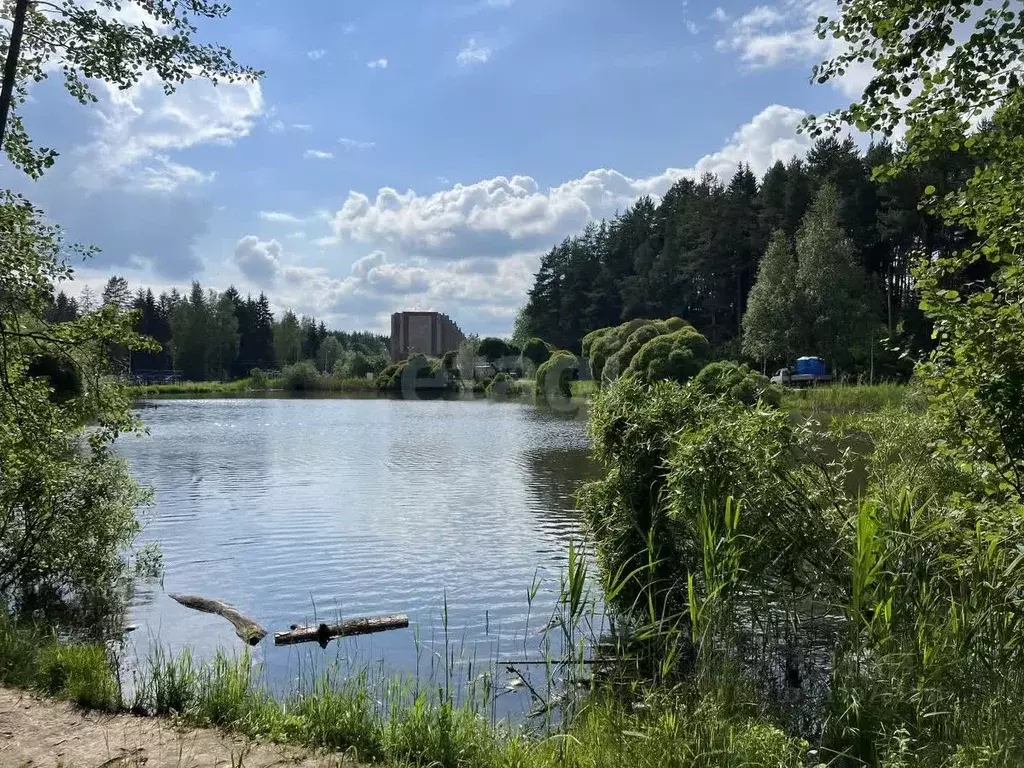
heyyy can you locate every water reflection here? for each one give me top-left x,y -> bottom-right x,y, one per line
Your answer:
118,397 -> 596,714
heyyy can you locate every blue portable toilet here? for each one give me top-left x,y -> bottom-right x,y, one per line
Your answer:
794,357 -> 826,376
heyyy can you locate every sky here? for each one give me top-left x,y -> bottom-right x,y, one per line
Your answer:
12,0 -> 870,336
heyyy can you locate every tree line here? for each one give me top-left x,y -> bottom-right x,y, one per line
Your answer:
517,135 -> 977,376
45,277 -> 389,382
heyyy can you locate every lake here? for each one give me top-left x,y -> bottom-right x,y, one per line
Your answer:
119,396 -> 599,714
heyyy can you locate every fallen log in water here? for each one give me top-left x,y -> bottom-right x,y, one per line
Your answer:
169,594 -> 267,646
274,613 -> 410,647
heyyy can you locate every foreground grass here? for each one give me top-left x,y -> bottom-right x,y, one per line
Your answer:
0,614 -> 807,768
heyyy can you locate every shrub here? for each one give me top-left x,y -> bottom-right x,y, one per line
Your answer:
375,353 -> 453,395
535,350 -> 579,406
586,318 -> 688,383
478,337 -> 513,363
624,326 -> 710,385
693,361 -> 781,407
249,367 -> 268,390
580,376 -> 839,626
486,372 -> 525,398
519,337 -> 552,372
282,360 -> 320,391
340,351 -> 373,379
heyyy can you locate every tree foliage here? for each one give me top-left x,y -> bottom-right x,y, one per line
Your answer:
624,327 -> 711,386
521,136 -> 975,373
742,230 -> 798,363
810,0 -> 1024,499
0,0 -> 260,177
0,0 -> 257,612
692,361 -> 781,408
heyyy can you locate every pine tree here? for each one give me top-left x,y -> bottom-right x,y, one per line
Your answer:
207,291 -> 240,380
101,275 -> 132,310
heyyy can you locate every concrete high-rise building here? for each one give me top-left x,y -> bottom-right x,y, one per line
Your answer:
390,311 -> 466,362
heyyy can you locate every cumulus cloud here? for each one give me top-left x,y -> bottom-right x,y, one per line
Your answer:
324,104 -> 812,260
75,72 -> 263,191
234,236 -> 284,283
304,149 -> 335,160
227,234 -> 533,334
457,39 -> 492,66
367,58 -> 389,69
307,49 -> 326,60
11,70 -> 264,279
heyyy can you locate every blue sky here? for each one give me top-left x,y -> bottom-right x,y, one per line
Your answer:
16,0 -> 865,336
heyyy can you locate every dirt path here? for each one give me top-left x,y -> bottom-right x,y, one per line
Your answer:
0,688 -> 351,768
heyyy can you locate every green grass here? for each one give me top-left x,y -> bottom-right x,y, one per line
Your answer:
0,616 -> 119,711
122,648 -> 807,768
781,382 -> 915,415
128,376 -> 377,397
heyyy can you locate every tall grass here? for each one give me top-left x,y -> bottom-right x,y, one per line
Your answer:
582,375 -> 1024,766
781,382 -> 915,415
0,615 -> 120,711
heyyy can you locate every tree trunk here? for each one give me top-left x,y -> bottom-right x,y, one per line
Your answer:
0,0 -> 30,155
274,614 -> 409,647
169,594 -> 267,646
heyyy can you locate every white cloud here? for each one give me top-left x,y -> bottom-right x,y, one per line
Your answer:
304,149 -> 335,160
325,105 -> 811,260
457,39 -> 492,66
228,236 -> 535,334
685,20 -> 700,35
713,0 -> 872,97
75,72 -> 263,191
307,49 -> 326,60
343,23 -> 356,34
338,137 -> 376,151
367,58 -> 389,69
293,123 -> 313,132
487,0 -> 514,6
234,235 -> 284,284
260,211 -> 306,224
711,7 -> 730,22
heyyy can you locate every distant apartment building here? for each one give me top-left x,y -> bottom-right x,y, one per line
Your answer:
390,311 -> 466,362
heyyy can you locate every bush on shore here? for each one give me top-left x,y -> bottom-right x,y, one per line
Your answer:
534,350 -> 580,405
485,372 -> 526,398
581,372 -> 1024,763
692,361 -> 781,407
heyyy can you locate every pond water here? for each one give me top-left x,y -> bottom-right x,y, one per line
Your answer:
118,396 -> 599,714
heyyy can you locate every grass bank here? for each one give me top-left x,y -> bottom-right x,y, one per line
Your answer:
780,382 -> 913,415
128,376 -> 377,398
0,613 -> 807,768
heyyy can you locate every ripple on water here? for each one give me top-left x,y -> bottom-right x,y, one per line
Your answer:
122,397 -> 597,706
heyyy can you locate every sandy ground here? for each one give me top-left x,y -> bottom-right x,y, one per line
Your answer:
0,688 -> 352,768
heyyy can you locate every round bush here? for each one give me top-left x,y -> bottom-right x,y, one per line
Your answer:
486,372 -> 525,398
693,361 -> 781,408
282,360 -> 320,391
587,318 -> 689,383
520,337 -> 553,371
535,350 -> 579,405
625,326 -> 711,385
